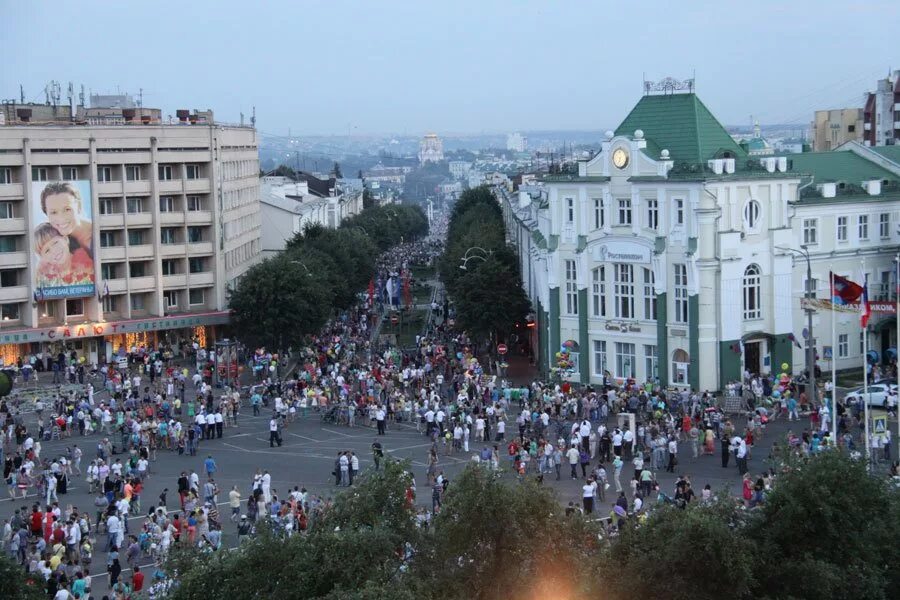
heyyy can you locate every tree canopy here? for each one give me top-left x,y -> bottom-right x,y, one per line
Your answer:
228,204 -> 427,351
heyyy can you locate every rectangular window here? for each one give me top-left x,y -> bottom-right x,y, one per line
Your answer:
614,263 -> 635,319
643,267 -> 656,320
593,340 -> 607,376
160,228 -> 178,244
592,197 -> 604,229
31,167 -> 48,181
646,198 -> 658,230
99,198 -> 116,215
129,262 -> 146,278
186,164 -> 201,180
802,218 -> 818,245
65,298 -> 84,316
62,167 -> 78,180
161,259 -> 179,276
97,166 -> 112,182
0,236 -> 17,252
130,294 -> 145,311
126,197 -> 144,214
858,215 -> 868,240
187,195 -> 203,211
617,198 -> 632,226
0,269 -> 18,287
644,345 -> 658,380
163,290 -> 179,309
859,331 -> 865,355
127,229 -> 145,246
805,278 -> 818,299
674,198 -> 684,227
187,226 -> 203,243
158,165 -> 173,181
99,231 -> 119,248
0,303 -> 21,320
189,288 -> 205,305
837,334 -> 847,358
591,266 -> 605,317
102,295 -> 118,313
564,259 -> 578,315
0,168 -> 12,184
0,202 -> 14,219
879,213 -> 890,238
565,197 -> 574,224
189,257 -> 206,273
836,216 -> 847,241
100,263 -> 118,280
125,165 -> 142,181
674,264 -> 688,324
159,196 -> 176,212
615,342 -> 636,378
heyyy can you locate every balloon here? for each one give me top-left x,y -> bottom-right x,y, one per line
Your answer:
456,352 -> 463,360
269,365 -> 276,372
780,363 -> 789,372
772,390 -> 781,398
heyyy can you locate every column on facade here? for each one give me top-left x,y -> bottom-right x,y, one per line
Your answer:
547,252 -> 560,373
22,136 -> 36,329
652,249 -> 668,385
576,249 -> 590,383
631,189 -> 641,236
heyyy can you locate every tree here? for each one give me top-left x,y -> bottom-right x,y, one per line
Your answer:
362,188 -> 375,210
273,164 -> 298,180
333,161 -> 343,179
450,253 -> 530,343
0,554 -> 45,600
749,451 -> 900,600
598,499 -> 758,600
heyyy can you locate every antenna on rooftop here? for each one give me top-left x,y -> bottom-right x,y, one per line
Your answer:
19,84 -> 24,103
251,106 -> 256,128
79,85 -> 85,108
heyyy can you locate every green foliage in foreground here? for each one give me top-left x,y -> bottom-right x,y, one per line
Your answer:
165,453 -> 900,600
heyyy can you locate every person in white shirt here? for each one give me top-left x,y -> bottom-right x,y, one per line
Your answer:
582,479 -> 596,514
566,446 -> 580,479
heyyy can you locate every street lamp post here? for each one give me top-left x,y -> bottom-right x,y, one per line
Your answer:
777,245 -> 817,407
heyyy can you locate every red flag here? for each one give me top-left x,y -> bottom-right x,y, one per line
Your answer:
830,272 -> 863,305
367,278 -> 374,306
860,280 -> 871,328
402,273 -> 411,307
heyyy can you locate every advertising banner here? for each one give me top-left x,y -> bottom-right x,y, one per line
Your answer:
31,180 -> 95,299
800,297 -> 896,314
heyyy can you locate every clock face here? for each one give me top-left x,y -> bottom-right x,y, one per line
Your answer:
612,148 -> 629,169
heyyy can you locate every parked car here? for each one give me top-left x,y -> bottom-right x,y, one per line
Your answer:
843,383 -> 898,408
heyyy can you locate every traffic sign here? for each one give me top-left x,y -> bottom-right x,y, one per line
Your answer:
497,343 -> 508,355
873,415 -> 887,435
390,314 -> 400,325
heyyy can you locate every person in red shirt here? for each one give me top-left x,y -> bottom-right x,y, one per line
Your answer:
132,566 -> 144,592
30,505 -> 43,537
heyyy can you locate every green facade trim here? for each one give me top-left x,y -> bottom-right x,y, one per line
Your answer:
576,235 -> 588,253
654,236 -> 667,253
531,230 -> 547,249
578,289 -> 589,383
656,292 -> 668,384
548,235 -> 559,251
719,340 -> 742,386
689,295 -> 700,391
770,335 -> 793,377
549,288 -> 560,372
536,299 -> 548,378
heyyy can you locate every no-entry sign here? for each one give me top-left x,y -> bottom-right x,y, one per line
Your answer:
497,343 -> 508,355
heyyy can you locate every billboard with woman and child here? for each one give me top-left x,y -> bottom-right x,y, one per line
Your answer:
31,180 -> 95,299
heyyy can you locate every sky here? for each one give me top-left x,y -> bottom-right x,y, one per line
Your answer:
2,0 -> 898,136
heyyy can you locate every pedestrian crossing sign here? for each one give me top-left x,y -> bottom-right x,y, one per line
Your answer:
873,415 -> 887,435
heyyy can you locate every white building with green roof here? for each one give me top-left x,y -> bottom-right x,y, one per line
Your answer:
501,90 -> 900,392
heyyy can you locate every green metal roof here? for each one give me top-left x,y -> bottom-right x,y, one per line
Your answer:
614,93 -> 747,164
870,145 -> 900,164
788,151 -> 897,184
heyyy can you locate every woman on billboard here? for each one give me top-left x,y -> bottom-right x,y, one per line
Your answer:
32,180 -> 95,295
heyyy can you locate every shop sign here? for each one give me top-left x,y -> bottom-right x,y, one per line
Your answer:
800,298 -> 896,314
592,240 -> 651,264
0,311 -> 230,345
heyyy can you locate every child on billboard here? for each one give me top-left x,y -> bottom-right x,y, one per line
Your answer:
32,180 -> 95,295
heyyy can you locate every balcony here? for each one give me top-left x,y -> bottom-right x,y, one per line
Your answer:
124,213 -> 152,227
187,241 -> 213,255
160,243 -> 187,257
99,246 -> 126,261
99,214 -> 125,229
123,180 -> 151,195
0,285 -> 28,303
157,151 -> 210,164
184,178 -> 211,194
186,210 -> 212,225
96,181 -> 123,196
128,244 -> 155,259
105,279 -> 127,294
128,276 -> 156,292
0,183 -> 24,200
0,251 -> 28,268
0,217 -> 25,234
188,271 -> 214,286
162,274 -> 187,288
157,179 -> 184,194
159,212 -> 186,225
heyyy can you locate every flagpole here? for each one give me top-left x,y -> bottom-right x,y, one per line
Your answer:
831,270 -> 837,441
895,253 -> 900,451
862,262 -> 870,463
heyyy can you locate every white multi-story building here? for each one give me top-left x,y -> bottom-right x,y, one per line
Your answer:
502,90 -> 900,391
0,111 -> 261,365
863,70 -> 900,147
418,134 -> 444,164
507,132 -> 527,153
448,161 -> 471,181
259,175 -> 363,257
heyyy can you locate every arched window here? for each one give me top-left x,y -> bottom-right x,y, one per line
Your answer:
672,349 -> 690,385
743,200 -> 761,231
743,264 -> 761,320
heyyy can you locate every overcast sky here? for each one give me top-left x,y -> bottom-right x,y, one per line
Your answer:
2,0 -> 898,136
